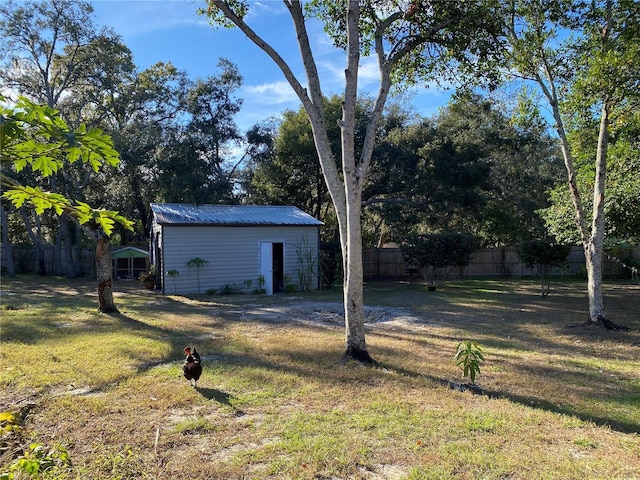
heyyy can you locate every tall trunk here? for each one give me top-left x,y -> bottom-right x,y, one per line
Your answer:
1,206 -> 16,277
536,40 -> 619,328
54,218 -> 76,278
342,196 -> 372,362
18,208 -> 39,273
210,0 -> 375,362
95,231 -> 118,313
35,215 -> 46,275
587,100 -> 609,323
339,0 -> 373,363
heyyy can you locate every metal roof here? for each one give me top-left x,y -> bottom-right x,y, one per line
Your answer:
150,204 -> 323,227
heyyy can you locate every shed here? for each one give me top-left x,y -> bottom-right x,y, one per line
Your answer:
112,246 -> 150,281
150,204 -> 323,295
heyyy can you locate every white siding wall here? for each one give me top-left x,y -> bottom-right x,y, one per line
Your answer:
157,225 -> 319,295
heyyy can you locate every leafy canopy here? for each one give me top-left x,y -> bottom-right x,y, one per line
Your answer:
1,96 -> 133,236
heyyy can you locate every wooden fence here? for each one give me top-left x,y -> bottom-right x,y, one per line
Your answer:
363,246 -> 640,280
1,244 -> 96,277
2,244 -> 638,280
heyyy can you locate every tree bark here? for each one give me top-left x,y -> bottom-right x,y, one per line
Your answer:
211,0 -> 375,362
55,217 -> 77,278
0,206 -> 16,277
587,101 -> 609,322
95,232 -> 118,313
338,0 -> 372,363
529,12 -> 625,330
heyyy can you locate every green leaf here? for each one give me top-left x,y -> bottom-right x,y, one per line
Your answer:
32,155 -> 62,177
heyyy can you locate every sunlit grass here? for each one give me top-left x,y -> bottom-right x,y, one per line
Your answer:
1,275 -> 639,479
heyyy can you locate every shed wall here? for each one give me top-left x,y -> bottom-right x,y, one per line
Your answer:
156,225 -> 319,295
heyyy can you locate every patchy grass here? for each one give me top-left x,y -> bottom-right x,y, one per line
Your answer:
1,275 -> 639,479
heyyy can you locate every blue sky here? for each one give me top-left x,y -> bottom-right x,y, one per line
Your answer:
90,0 -> 454,132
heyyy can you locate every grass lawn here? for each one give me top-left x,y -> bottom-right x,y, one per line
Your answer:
1,275 -> 639,479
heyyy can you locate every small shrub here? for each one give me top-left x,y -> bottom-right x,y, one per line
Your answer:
294,236 -> 318,291
283,274 -> 298,293
187,257 -> 209,294
1,411 -> 72,479
454,341 -> 484,384
2,443 -> 72,479
253,275 -> 266,294
166,269 -> 180,294
205,288 -> 217,295
220,283 -> 243,295
139,268 -> 155,288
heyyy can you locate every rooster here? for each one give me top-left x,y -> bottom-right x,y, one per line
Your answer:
182,346 -> 202,388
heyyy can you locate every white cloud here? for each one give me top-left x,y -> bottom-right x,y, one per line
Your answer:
242,81 -> 297,106
357,57 -> 381,87
247,1 -> 288,19
92,0 -> 208,38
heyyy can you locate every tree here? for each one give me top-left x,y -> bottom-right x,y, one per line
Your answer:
1,96 -> 133,312
540,108 -> 640,246
517,240 -> 571,296
152,59 -> 243,205
505,0 -> 639,328
0,0 -> 118,108
363,93 -> 563,247
0,0 -> 138,275
90,61 -> 191,239
204,0 -> 505,363
400,233 -> 478,288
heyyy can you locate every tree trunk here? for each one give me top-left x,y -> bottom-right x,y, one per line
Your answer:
540,68 -> 624,329
54,217 -> 77,278
585,100 -> 626,330
341,202 -> 375,364
35,215 -> 46,275
19,207 -> 46,275
209,0 -> 378,363
587,100 -> 609,322
0,206 -> 16,277
338,0 -> 374,364
95,233 -> 118,313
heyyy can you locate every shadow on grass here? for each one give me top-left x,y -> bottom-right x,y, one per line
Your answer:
3,276 -> 638,436
382,361 -> 640,435
197,387 -> 233,405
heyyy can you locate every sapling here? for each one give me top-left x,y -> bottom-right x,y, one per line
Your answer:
167,269 -> 180,294
455,341 -> 484,384
187,257 -> 208,294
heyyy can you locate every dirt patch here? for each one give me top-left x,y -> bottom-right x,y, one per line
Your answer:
232,300 -> 431,329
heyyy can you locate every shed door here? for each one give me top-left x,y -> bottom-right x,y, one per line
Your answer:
260,242 -> 284,295
260,242 -> 273,295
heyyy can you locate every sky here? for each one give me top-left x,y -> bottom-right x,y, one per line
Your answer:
89,0 -> 454,132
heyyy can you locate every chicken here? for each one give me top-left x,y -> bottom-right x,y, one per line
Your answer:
182,346 -> 202,388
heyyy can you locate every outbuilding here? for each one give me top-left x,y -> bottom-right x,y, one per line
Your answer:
149,203 -> 323,295
112,246 -> 150,281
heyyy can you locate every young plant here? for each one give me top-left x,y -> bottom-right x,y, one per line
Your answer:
253,275 -> 266,294
166,269 -> 180,294
139,267 -> 156,289
293,236 -> 318,291
187,257 -> 209,294
454,341 -> 484,384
